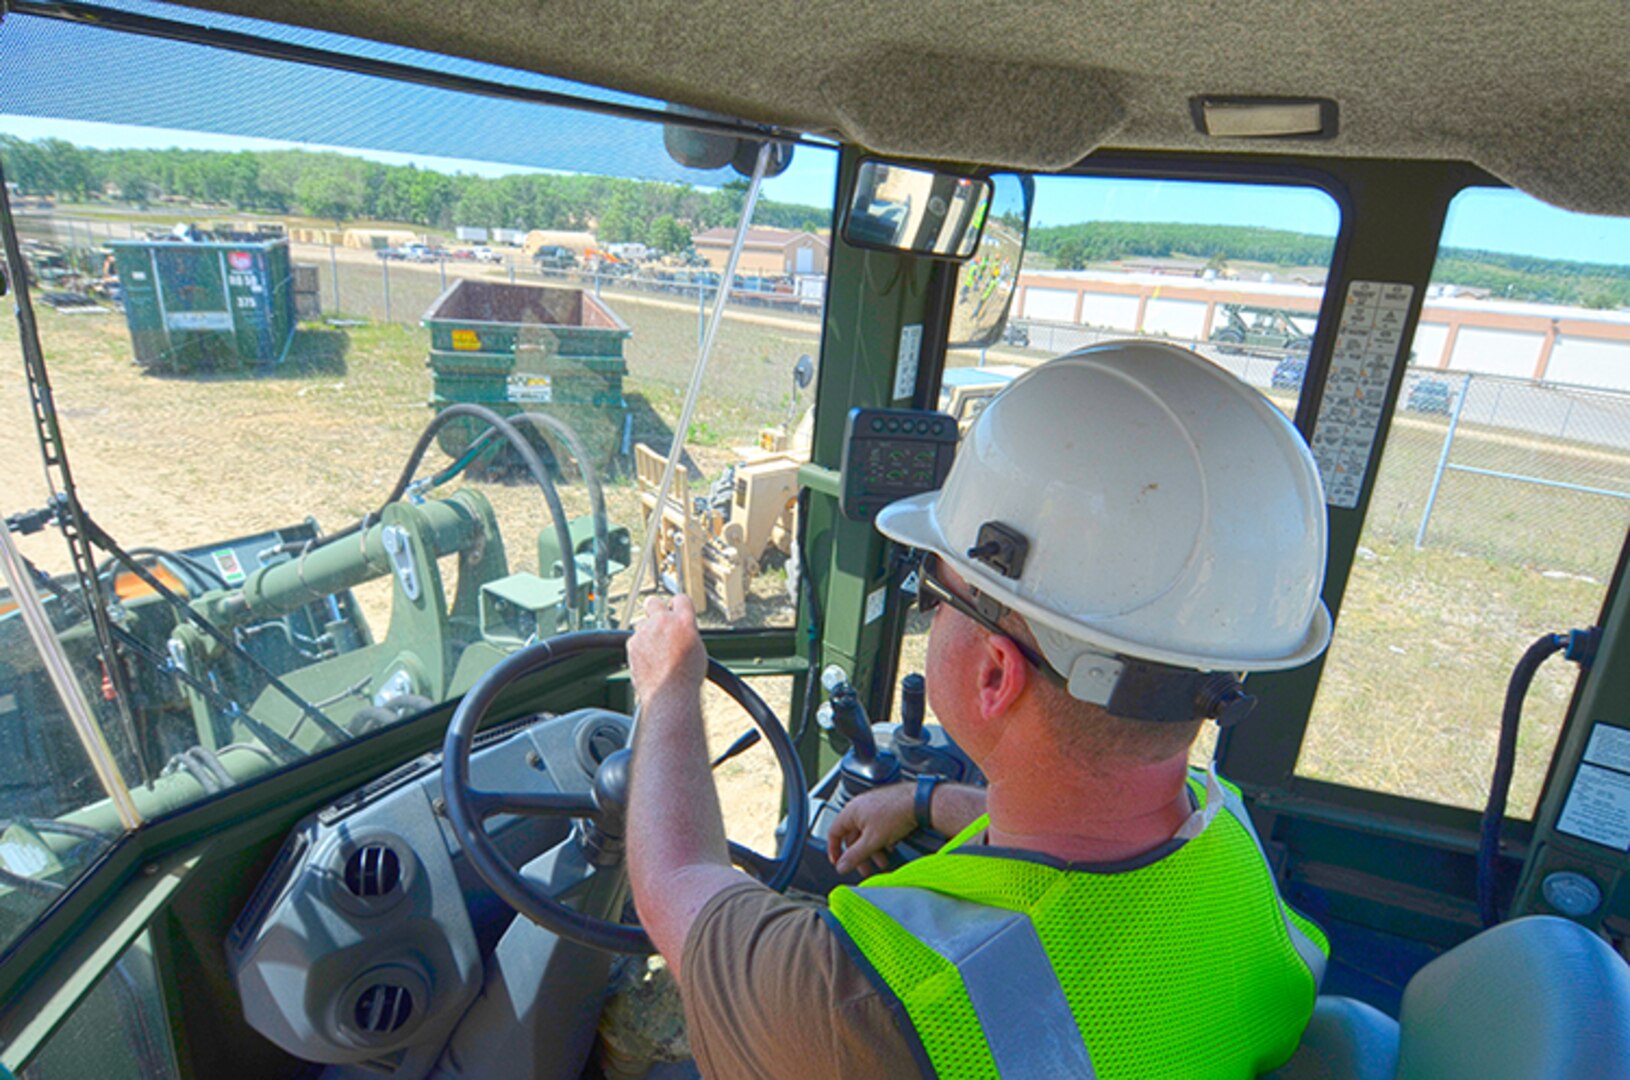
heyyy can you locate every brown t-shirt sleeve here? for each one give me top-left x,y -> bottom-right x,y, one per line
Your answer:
679,879 -> 921,1080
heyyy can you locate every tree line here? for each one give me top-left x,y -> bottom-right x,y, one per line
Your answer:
0,138 -> 830,252
1029,221 -> 1630,308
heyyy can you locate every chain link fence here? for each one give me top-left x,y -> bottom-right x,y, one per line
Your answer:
17,214 -> 823,335
1008,316 -> 1298,390
1362,370 -> 1630,580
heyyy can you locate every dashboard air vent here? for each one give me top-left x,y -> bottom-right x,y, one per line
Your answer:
353,983 -> 414,1034
343,844 -> 401,898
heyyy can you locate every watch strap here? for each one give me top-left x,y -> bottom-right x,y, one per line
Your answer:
914,773 -> 945,831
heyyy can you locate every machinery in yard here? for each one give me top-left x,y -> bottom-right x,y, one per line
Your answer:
1209,302 -> 1317,357
0,402 -> 629,844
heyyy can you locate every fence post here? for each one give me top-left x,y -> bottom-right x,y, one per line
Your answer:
508,257 -> 516,284
329,245 -> 340,315
1415,371 -> 1476,549
382,258 -> 392,323
439,257 -> 447,291
697,284 -> 706,352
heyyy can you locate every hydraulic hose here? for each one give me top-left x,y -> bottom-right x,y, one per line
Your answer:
1478,627 -> 1599,927
96,546 -> 228,591
327,403 -> 580,630
502,411 -> 612,627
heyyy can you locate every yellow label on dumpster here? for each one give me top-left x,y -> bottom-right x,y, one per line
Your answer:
451,329 -> 481,351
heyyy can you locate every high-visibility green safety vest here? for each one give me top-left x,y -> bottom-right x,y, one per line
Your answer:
826,768 -> 1328,1079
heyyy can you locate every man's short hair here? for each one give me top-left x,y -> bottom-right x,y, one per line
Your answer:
1005,613 -> 1205,768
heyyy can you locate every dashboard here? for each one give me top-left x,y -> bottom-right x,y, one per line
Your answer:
226,709 -> 630,1074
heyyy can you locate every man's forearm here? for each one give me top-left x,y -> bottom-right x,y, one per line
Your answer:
628,684 -> 731,879
930,783 -> 988,837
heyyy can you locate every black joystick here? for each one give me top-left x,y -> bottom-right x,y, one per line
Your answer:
899,673 -> 926,742
830,687 -> 876,764
832,686 -> 898,794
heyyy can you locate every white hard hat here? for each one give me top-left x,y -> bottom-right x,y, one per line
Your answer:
877,340 -> 1332,714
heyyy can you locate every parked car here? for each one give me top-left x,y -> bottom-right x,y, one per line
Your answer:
375,247 -> 405,261
1000,321 -> 1030,348
1271,356 -> 1307,391
1406,377 -> 1454,415
470,246 -> 502,264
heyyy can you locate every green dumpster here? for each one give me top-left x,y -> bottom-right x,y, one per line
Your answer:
110,238 -> 297,371
422,280 -> 633,465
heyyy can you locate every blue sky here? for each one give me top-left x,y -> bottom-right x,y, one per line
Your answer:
3,1 -> 1629,268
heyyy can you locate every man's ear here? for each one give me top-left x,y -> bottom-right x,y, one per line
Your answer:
976,634 -> 1032,720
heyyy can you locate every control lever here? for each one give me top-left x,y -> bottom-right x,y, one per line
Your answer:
892,672 -> 933,772
831,685 -> 899,794
829,687 -> 876,764
899,672 -> 926,741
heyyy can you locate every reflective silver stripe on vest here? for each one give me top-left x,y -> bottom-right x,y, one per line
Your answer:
855,885 -> 1096,1078
1213,780 -> 1328,986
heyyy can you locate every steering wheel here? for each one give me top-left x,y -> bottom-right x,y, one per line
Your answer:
441,629 -> 809,954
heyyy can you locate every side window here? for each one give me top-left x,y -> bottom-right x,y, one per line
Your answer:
1298,188 -> 1630,812
898,175 -> 1342,732
18,933 -> 179,1079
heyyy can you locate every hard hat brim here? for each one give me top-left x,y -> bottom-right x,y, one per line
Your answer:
874,489 -> 1333,674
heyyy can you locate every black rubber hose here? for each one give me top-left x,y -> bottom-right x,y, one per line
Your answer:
791,485 -> 823,747
512,411 -> 611,627
1478,632 -> 1565,928
96,546 -> 228,591
324,404 -> 579,629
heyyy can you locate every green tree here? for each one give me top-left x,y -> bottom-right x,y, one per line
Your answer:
646,214 -> 690,253
295,158 -> 369,226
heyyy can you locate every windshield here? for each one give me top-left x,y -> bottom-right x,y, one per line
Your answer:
0,1 -> 836,956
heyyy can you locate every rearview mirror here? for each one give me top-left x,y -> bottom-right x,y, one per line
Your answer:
947,173 -> 1035,349
842,161 -> 992,259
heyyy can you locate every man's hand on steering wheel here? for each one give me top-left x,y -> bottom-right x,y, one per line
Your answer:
627,594 -> 708,702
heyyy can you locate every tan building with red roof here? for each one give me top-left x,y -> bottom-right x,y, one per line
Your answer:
692,226 -> 829,276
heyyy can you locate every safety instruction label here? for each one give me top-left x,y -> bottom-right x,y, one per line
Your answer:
211,548 -> 247,585
1310,281 -> 1415,509
893,324 -> 923,401
865,585 -> 887,625
1583,722 -> 1630,773
1558,762 -> 1630,851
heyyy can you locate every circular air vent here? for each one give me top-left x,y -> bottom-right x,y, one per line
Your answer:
343,844 -> 402,898
353,982 -> 415,1034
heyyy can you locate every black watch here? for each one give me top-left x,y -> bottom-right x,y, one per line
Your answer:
914,774 -> 946,832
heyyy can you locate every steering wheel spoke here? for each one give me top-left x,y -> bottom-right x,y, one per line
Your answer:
469,788 -> 599,819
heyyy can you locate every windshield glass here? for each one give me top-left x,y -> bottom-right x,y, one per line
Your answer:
0,2 -> 836,954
